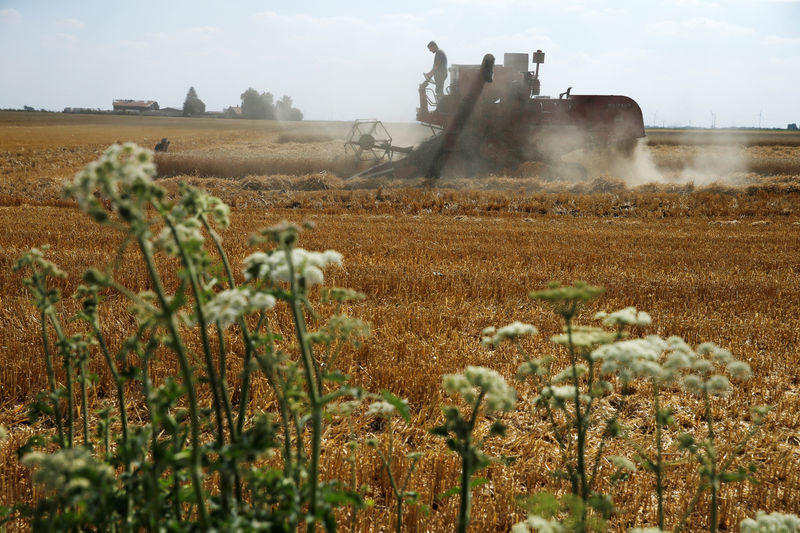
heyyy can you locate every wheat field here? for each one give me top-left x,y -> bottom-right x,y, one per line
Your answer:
1,111 -> 799,531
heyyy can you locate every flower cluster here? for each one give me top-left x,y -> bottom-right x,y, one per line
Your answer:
481,321 -> 538,347
13,245 -> 66,279
591,337 -> 669,384
595,306 -> 652,328
740,511 -> 800,533
173,184 -> 231,230
511,515 -> 565,533
203,288 -> 277,328
64,143 -> 159,222
442,366 -> 516,414
590,334 -> 751,394
153,218 -> 205,256
551,325 -> 615,349
243,248 -> 343,288
22,447 -> 115,495
366,400 -> 397,419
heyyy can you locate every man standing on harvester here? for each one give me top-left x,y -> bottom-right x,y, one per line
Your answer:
425,41 -> 448,102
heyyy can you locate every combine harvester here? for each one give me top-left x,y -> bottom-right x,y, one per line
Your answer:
346,50 -> 645,180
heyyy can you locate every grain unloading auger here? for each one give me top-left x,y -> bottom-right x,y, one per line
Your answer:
349,50 -> 645,180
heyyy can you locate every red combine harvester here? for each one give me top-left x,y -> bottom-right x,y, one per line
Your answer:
350,50 -> 645,179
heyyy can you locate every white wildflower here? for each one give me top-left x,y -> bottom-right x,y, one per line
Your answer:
666,336 -> 695,356
706,374 -> 731,395
512,515 -> 565,533
592,338 -> 663,383
204,289 -> 249,328
682,374 -> 704,394
366,400 -> 397,419
483,321 -> 538,346
248,291 -> 276,311
740,511 -> 800,533
663,350 -> 692,371
443,366 -> 516,413
153,219 -> 204,256
443,373 -> 475,404
597,306 -> 651,327
552,364 -> 588,384
242,247 -> 341,288
302,265 -> 325,287
327,400 -> 361,417
552,326 -> 615,348
608,456 -> 636,472
727,360 -> 752,380
691,358 -> 713,374
544,385 -> 578,401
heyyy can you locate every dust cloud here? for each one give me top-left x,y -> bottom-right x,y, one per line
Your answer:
573,134 -> 752,188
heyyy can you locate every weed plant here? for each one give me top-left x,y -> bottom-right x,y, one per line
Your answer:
3,144 -> 799,532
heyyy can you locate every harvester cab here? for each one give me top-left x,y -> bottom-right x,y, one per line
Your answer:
349,49 -> 645,180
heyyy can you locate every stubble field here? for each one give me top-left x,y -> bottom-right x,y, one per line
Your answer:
1,111 -> 799,531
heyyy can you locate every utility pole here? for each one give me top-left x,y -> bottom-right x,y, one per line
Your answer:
758,109 -> 763,129
710,112 -> 716,129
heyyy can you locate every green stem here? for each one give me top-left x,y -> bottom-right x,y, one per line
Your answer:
137,234 -> 208,527
566,318 -> 588,500
675,482 -> 707,533
79,356 -> 90,447
138,341 -> 161,528
284,248 -> 323,532
457,392 -> 485,533
254,352 -> 295,477
39,308 -> 66,448
200,215 -> 258,441
703,391 -> 718,533
457,448 -> 472,533
91,321 -> 129,445
164,216 -> 226,450
654,384 -> 665,530
215,322 -> 237,440
64,354 -> 74,447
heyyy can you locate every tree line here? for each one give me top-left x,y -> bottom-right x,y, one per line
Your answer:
183,86 -> 303,121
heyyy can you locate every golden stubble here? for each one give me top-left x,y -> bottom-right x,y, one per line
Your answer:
1,112 -> 799,532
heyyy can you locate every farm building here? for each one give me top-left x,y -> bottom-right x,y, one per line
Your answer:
112,99 -> 159,112
225,106 -> 243,118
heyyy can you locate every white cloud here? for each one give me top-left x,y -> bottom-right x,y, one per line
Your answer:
763,35 -> 800,46
0,8 -> 22,24
57,18 -> 85,31
661,0 -> 720,7
647,17 -> 754,38
54,33 -> 80,45
154,26 -> 223,44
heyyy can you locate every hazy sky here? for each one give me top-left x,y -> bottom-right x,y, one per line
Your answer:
1,0 -> 798,127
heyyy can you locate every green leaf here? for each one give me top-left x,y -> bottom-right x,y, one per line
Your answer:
471,477 -> 489,489
516,491 -> 560,518
429,425 -> 449,437
323,371 -> 349,384
489,420 -> 507,437
437,486 -> 461,501
381,390 -> 410,423
588,493 -> 615,519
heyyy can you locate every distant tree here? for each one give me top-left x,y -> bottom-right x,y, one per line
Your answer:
23,105 -> 34,112
789,123 -> 798,131
183,86 -> 206,116
275,95 -> 304,121
240,88 -> 276,120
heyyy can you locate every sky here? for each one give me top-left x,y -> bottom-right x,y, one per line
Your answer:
0,0 -> 798,128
